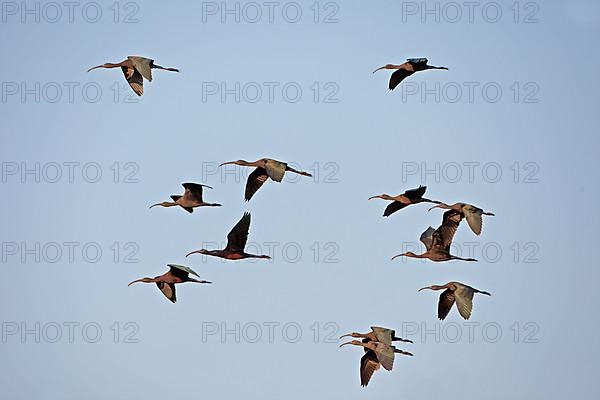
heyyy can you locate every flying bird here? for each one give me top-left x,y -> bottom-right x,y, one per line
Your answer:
340,326 -> 413,346
186,212 -> 271,260
128,264 -> 211,303
150,183 -> 221,213
339,338 -> 413,387
369,185 -> 441,217
219,158 -> 312,201
429,202 -> 495,235
419,281 -> 491,320
373,58 -> 448,90
391,210 -> 478,262
87,56 -> 179,96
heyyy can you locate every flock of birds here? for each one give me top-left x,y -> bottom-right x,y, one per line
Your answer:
89,55 -> 494,387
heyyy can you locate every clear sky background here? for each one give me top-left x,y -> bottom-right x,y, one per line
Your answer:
1,0 -> 599,398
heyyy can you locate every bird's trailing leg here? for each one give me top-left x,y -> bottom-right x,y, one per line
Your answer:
152,64 -> 179,72
450,256 -> 478,262
286,166 -> 312,177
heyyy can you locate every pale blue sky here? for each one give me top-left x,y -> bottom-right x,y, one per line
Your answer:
1,0 -> 599,398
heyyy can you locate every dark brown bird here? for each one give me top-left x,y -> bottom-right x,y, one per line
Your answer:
128,264 -> 211,303
219,158 -> 312,201
87,56 -> 179,96
150,183 -> 221,213
391,209 -> 478,262
429,202 -> 495,235
340,326 -> 413,387
185,212 -> 271,260
368,185 -> 441,217
373,58 -> 448,90
419,281 -> 491,320
339,338 -> 413,387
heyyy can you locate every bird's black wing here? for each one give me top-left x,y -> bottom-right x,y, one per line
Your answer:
438,289 -> 455,320
168,265 -> 189,280
122,66 -> 144,96
432,210 -> 462,252
403,185 -> 426,201
182,182 -> 211,203
156,282 -> 176,303
245,167 -> 269,201
360,350 -> 380,387
383,201 -> 408,217
226,212 -> 251,251
389,68 -> 413,90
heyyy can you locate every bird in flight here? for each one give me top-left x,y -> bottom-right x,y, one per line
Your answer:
369,185 -> 441,217
429,202 -> 495,235
339,329 -> 413,387
373,58 -> 448,90
219,158 -> 312,201
128,264 -> 211,303
150,183 -> 221,213
87,56 -> 179,96
186,212 -> 271,260
419,281 -> 491,320
391,209 -> 478,262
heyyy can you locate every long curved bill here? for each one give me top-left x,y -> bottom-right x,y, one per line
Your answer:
87,65 -> 104,72
417,286 -> 430,292
391,254 -> 403,261
368,195 -> 382,200
149,203 -> 161,209
427,204 -> 442,212
372,66 -> 386,74
218,161 -> 235,167
339,333 -> 354,339
128,279 -> 144,286
185,250 -> 202,258
338,340 -> 355,348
